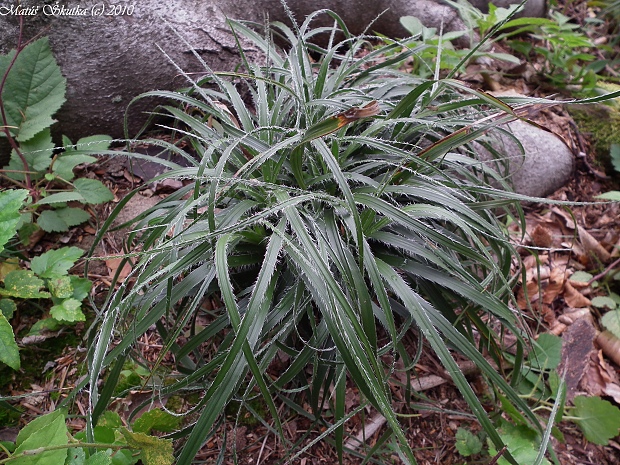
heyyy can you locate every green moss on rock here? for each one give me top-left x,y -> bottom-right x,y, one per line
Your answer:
569,104 -> 620,170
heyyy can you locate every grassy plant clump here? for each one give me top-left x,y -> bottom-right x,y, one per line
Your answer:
86,11 -> 548,464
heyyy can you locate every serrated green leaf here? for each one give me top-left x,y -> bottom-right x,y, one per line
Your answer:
529,333 -> 562,370
50,298 -> 85,323
0,258 -> 19,281
98,411 -> 123,429
19,221 -> 40,247
36,210 -> 69,232
455,427 -> 482,456
488,420 -> 551,465
35,191 -> 86,206
52,154 -> 97,181
66,447 -> 86,465
73,179 -> 114,204
70,276 -> 92,301
0,270 -> 50,298
399,16 -> 424,37
0,314 -> 19,370
72,134 -> 112,153
120,429 -> 174,465
601,310 -> 620,340
595,191 -> 620,201
0,37 -> 66,142
28,317 -> 62,335
6,129 -> 54,181
592,296 -> 617,310
37,208 -> 91,232
0,298 -> 16,319
572,396 -> 620,445
12,410 -> 68,465
85,450 -> 113,465
569,271 -> 594,283
132,409 -> 181,434
0,189 -> 28,254
48,275 -> 74,299
31,246 -> 83,278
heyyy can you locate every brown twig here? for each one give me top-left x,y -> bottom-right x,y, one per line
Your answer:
587,256 -> 620,286
344,360 -> 489,451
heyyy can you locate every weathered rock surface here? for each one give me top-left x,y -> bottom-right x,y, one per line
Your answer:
0,0 -> 258,141
469,0 -> 546,16
0,0 -> 547,141
476,119 -> 574,197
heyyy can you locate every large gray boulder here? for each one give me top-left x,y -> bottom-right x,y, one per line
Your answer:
0,0 -> 546,141
476,119 -> 575,197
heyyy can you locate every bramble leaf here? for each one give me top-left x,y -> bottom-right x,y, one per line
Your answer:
84,450 -> 113,465
0,270 -> 50,299
71,134 -> 112,153
0,189 -> 28,254
121,429 -> 174,465
0,298 -> 16,319
66,447 -> 86,465
595,191 -> 620,201
132,409 -> 181,434
455,427 -> 482,456
569,271 -> 593,283
488,420 -> 551,465
0,37 -> 66,142
35,191 -> 86,206
13,410 -> 68,464
528,333 -> 562,370
28,318 -> 62,336
50,298 -> 85,323
73,178 -> 114,204
70,276 -> 92,301
52,154 -> 97,181
572,395 -> 620,445
0,314 -> 19,370
592,296 -> 617,310
37,208 -> 90,232
48,276 -> 74,299
31,246 -> 83,278
602,310 -> 620,340
5,129 -> 54,181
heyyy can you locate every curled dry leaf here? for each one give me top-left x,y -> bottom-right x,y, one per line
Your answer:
596,330 -> 620,368
531,224 -> 554,248
551,207 -> 612,264
543,267 -> 567,304
563,282 -> 592,308
105,257 -> 133,283
557,307 -> 593,326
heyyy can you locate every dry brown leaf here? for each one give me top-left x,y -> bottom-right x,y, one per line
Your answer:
543,267 -> 567,304
596,330 -> 620,367
604,383 -> 620,405
557,307 -> 592,325
531,224 -> 554,248
581,352 -> 608,397
577,225 -> 612,263
105,257 -> 133,282
540,304 -> 557,328
563,282 -> 592,308
551,207 -> 612,263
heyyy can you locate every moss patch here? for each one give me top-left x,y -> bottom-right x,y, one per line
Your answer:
568,83 -> 620,172
569,104 -> 620,163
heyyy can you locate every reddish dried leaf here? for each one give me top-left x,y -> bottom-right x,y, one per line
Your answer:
563,282 -> 592,308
